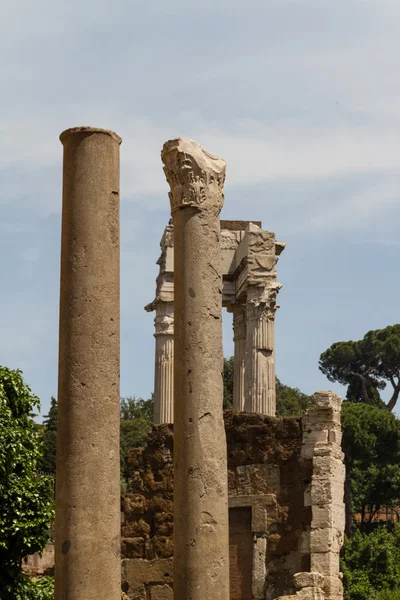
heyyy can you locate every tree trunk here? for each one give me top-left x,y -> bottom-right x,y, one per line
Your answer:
386,386 -> 400,412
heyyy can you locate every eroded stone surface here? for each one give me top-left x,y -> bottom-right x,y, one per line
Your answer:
56,126 -> 121,600
162,138 -> 230,600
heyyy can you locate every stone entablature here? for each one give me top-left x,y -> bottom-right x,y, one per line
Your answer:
146,220 -> 285,423
121,392 -> 345,600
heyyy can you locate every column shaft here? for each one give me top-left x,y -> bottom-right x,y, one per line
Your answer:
56,127 -> 121,600
232,304 -> 246,411
153,302 -> 174,424
245,286 -> 276,416
162,138 -> 230,600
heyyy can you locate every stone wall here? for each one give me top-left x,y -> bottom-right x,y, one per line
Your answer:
122,397 -> 344,600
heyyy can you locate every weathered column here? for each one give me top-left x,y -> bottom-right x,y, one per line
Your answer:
243,229 -> 282,416
56,127 -> 121,600
232,303 -> 246,411
245,284 -> 278,415
153,301 -> 174,424
162,138 -> 230,600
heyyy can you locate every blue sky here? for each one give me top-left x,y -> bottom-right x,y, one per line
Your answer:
1,0 -> 400,419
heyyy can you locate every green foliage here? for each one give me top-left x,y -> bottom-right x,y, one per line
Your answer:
341,403 -> 400,534
276,378 -> 313,416
342,527 -> 400,600
319,325 -> 400,411
3,574 -> 54,600
0,366 -> 54,598
120,396 -> 153,480
223,357 -> 234,409
39,397 -> 57,474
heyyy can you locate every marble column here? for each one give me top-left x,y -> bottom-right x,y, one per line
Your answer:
153,301 -> 174,424
56,127 -> 121,600
162,138 -> 230,600
244,285 -> 277,416
232,304 -> 246,411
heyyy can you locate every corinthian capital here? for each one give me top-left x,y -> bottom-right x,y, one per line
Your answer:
161,137 -> 226,214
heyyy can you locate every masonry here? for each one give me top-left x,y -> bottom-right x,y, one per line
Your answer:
121,391 -> 344,600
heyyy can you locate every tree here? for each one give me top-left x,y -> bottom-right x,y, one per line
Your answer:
223,357 -> 234,409
276,378 -> 313,416
319,325 -> 400,411
341,526 -> 400,600
120,396 -> 154,481
341,402 -> 400,536
0,366 -> 54,597
40,396 -> 57,473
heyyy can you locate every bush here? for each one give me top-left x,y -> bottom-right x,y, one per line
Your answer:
2,573 -> 54,600
342,526 -> 400,600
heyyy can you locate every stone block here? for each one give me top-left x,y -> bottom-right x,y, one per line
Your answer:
328,430 -> 342,445
121,537 -> 145,559
297,586 -> 325,599
312,456 -> 345,481
311,552 -> 340,577
310,527 -> 343,553
252,536 -> 267,598
324,575 -> 343,600
252,503 -> 268,533
124,494 -> 149,515
312,504 -> 345,531
124,583 -> 146,600
154,512 -> 173,536
122,558 -> 173,590
294,572 -> 325,590
122,519 -> 151,538
310,479 -> 344,506
150,584 -> 174,600
236,464 -> 280,496
312,391 -> 342,411
152,536 -> 173,558
313,444 -> 344,461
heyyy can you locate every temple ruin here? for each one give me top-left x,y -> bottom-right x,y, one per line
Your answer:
145,220 -> 285,422
55,130 -> 345,600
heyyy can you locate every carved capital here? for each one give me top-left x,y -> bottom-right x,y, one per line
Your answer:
246,283 -> 281,322
154,301 -> 174,336
161,137 -> 226,214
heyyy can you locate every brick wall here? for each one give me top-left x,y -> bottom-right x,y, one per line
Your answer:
122,411 -> 315,600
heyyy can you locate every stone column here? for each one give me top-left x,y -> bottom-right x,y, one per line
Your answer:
245,284 -> 278,416
162,138 -> 230,600
232,304 -> 246,411
153,301 -> 174,424
56,127 -> 121,600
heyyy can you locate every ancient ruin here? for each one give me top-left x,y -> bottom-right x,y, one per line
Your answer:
146,220 -> 285,422
56,127 -> 122,600
54,130 -> 345,600
161,138 -> 230,600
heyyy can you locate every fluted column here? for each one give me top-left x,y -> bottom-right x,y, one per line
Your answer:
153,301 -> 174,424
232,304 -> 246,411
56,127 -> 121,600
244,285 -> 277,416
162,137 -> 230,600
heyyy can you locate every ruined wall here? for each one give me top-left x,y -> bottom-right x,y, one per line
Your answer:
121,411 -> 316,600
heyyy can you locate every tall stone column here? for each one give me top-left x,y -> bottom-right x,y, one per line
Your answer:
245,284 -> 278,416
162,138 -> 230,600
153,301 -> 174,424
232,303 -> 246,411
56,127 -> 121,600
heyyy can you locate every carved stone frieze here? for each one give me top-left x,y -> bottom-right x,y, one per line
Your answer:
161,138 -> 226,214
247,230 -> 278,284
